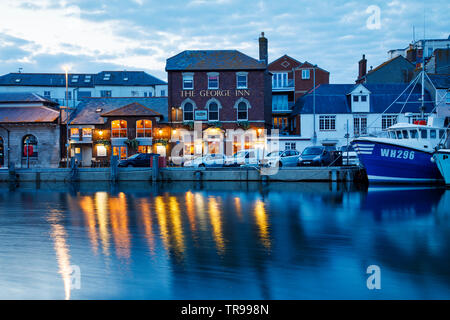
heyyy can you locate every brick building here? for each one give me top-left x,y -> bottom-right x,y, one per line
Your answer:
165,33 -> 272,156
268,55 -> 329,134
0,93 -> 61,168
68,97 -> 168,166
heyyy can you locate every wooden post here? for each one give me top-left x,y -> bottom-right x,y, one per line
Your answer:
152,154 -> 160,182
8,162 -> 16,182
110,155 -> 118,182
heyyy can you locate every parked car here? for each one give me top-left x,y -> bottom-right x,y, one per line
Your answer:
224,149 -> 263,167
297,146 -> 333,167
340,145 -> 359,166
260,150 -> 300,167
118,153 -> 156,167
183,154 -> 225,168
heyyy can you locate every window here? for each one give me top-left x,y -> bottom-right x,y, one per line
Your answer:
208,102 -> 219,121
100,90 -> 112,97
361,95 -> 367,102
382,115 -> 397,130
131,91 -> 139,97
65,91 -> 72,101
84,75 -> 92,83
113,146 -> 127,160
410,130 -> 418,139
82,128 -> 92,138
430,130 -> 436,139
138,145 -> 153,154
71,75 -> 79,83
136,120 -> 152,138
302,69 -> 310,79
183,74 -> 194,90
208,73 -> 219,89
420,129 -> 427,139
272,95 -> 289,111
43,91 -> 51,99
319,115 -> 336,131
111,120 -> 127,138
272,73 -> 288,88
103,73 -> 111,81
183,102 -> 194,121
161,90 -> 166,96
70,128 -> 80,138
23,135 -> 38,158
285,142 -> 296,150
237,101 -> 248,120
236,73 -> 248,89
354,116 -> 367,135
353,95 -> 359,102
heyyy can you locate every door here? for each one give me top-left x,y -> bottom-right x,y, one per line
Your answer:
74,147 -> 82,166
82,146 -> 92,167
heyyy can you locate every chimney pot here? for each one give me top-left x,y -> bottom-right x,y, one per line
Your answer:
259,32 -> 268,66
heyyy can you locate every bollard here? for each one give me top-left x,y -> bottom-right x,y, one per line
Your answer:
194,170 -> 202,182
152,154 -> 160,182
69,157 -> 79,182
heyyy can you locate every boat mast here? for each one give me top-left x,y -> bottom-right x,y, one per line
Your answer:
421,68 -> 425,119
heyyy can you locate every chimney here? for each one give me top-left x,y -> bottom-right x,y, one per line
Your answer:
259,32 -> 268,66
358,54 -> 367,79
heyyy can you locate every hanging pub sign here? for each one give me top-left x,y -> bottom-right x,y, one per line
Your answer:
195,110 -> 208,121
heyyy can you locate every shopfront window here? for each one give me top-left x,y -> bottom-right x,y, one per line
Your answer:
138,145 -> 153,154
136,120 -> 152,138
111,120 -> 127,138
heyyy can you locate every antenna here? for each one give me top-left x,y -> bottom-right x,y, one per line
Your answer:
413,25 -> 415,43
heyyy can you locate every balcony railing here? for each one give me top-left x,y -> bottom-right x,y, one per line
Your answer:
272,79 -> 294,89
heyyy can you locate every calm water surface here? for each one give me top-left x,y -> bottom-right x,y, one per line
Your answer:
0,181 -> 449,299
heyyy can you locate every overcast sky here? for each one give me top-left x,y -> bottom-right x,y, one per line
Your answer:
0,0 -> 448,83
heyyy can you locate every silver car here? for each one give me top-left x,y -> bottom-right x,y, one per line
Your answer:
260,150 -> 301,167
183,154 -> 225,168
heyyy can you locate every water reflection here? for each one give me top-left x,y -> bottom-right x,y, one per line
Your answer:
0,182 -> 449,299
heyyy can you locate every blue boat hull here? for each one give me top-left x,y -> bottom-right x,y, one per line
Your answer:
352,140 -> 443,183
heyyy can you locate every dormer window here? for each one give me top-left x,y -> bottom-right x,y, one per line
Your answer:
208,72 -> 219,89
353,96 -> 359,102
103,73 -> 111,81
15,78 -> 21,83
361,95 -> 367,102
84,75 -> 91,83
71,75 -> 79,83
350,85 -> 371,113
183,73 -> 194,90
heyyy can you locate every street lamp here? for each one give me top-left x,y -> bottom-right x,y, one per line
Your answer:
311,65 -> 317,145
63,65 -> 70,168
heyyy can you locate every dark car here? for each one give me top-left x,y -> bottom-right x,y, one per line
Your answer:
118,153 -> 156,167
297,146 -> 333,167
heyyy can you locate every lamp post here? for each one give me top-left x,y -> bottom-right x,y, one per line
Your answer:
312,65 -> 317,145
63,66 -> 70,168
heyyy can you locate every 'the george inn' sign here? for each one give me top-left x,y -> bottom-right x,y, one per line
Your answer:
181,89 -> 250,98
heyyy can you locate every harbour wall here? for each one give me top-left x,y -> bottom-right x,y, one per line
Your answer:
0,166 -> 364,183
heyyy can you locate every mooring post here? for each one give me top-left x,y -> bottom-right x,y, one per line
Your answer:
8,162 -> 16,182
152,154 -> 160,182
110,155 -> 118,182
69,157 -> 78,182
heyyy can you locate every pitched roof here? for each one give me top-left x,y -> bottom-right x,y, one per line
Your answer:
427,74 -> 450,89
268,54 -> 302,69
0,107 -> 59,123
70,97 -> 168,124
100,102 -> 162,117
0,92 -> 58,105
166,50 -> 266,71
291,83 -> 435,116
0,71 -> 166,87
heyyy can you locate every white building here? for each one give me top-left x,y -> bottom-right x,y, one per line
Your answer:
388,36 -> 450,61
0,71 -> 167,109
285,82 -> 436,153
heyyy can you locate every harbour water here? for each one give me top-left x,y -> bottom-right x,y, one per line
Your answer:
0,181 -> 449,299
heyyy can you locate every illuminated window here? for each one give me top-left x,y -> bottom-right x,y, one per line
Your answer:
111,120 -> 127,138
136,120 -> 152,138
113,146 -> 127,159
82,128 -> 92,137
70,128 -> 80,138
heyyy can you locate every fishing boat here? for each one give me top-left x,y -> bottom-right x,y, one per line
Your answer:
352,71 -> 449,183
433,150 -> 450,185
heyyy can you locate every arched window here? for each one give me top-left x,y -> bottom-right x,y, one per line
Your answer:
136,120 -> 152,138
111,120 -> 127,138
237,101 -> 248,121
208,102 -> 219,121
23,135 -> 38,158
183,102 -> 194,121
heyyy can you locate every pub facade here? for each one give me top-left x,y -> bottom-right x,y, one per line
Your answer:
166,33 -> 272,157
